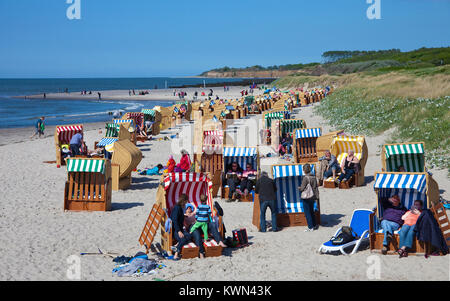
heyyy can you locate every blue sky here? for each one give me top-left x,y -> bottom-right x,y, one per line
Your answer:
0,0 -> 449,78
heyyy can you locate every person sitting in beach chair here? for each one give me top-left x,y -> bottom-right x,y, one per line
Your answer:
318,150 -> 341,184
224,162 -> 243,202
190,194 -> 227,259
69,132 -> 86,157
397,199 -> 423,258
239,163 -> 257,198
170,194 -> 193,260
380,195 -> 407,255
335,150 -> 360,185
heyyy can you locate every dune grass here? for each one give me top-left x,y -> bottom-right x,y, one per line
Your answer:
314,88 -> 450,172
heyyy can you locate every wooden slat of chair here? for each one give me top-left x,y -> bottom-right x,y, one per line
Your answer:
100,174 -> 105,202
68,173 -> 75,201
84,172 -> 90,200
79,172 -> 85,200
94,173 -> 101,202
74,173 -> 80,200
89,172 -> 95,201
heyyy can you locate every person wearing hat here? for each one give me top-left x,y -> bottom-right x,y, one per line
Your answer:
380,195 -> 407,254
176,149 -> 191,172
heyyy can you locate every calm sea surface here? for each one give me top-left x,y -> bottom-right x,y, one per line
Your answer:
0,77 -> 245,128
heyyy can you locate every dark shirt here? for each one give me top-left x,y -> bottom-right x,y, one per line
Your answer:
381,198 -> 407,225
170,205 -> 185,234
255,175 -> 277,202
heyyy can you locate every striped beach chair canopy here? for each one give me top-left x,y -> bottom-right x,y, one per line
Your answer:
141,109 -> 156,117
272,164 -> 318,214
123,112 -> 144,127
330,135 -> 365,165
373,172 -> 429,229
203,130 -> 223,154
67,158 -> 106,174
97,137 -> 118,147
163,173 -> 214,217
114,119 -> 134,127
295,128 -> 322,139
56,125 -> 83,144
105,123 -> 120,137
265,111 -> 291,128
384,143 -> 425,172
223,147 -> 257,171
280,119 -> 305,135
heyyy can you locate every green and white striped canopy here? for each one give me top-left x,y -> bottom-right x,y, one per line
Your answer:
384,143 -> 425,172
105,123 -> 120,137
67,158 -> 105,173
280,119 -> 304,135
265,112 -> 285,128
141,109 -> 156,116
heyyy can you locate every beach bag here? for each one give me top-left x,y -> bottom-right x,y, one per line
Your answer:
331,226 -> 357,245
301,176 -> 314,199
232,228 -> 248,247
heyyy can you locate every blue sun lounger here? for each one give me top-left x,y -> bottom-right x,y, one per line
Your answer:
318,209 -> 373,255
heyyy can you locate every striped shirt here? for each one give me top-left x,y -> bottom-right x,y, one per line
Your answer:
195,203 -> 212,223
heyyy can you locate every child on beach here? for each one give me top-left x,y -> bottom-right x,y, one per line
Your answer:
165,155 -> 176,173
183,203 -> 197,231
139,164 -> 164,175
189,195 -> 212,240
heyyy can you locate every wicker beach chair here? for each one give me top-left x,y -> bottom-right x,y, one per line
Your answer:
141,109 -> 162,135
369,172 -> 441,255
381,142 -> 425,172
221,147 -> 260,202
110,139 -> 142,191
54,124 -> 84,167
252,164 -> 320,230
292,128 -> 322,164
193,130 -> 224,197
323,135 -> 368,189
64,158 -> 112,211
139,172 -> 223,258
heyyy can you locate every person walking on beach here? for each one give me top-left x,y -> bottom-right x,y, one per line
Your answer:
255,171 -> 278,232
30,116 -> 45,139
299,164 -> 320,232
98,92 -> 102,100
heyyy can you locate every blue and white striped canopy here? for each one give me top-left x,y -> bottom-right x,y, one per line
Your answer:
273,164 -> 318,214
273,164 -> 315,179
97,137 -> 118,147
223,147 -> 257,170
295,128 -> 322,139
374,173 -> 427,193
114,119 -> 134,126
223,147 -> 257,157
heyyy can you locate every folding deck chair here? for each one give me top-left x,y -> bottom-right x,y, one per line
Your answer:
318,209 -> 373,255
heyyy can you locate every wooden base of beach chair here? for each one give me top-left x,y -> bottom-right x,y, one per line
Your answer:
339,181 -> 351,189
64,181 -> 112,212
222,187 -> 255,202
324,179 -> 336,188
369,233 -> 428,255
182,243 -> 199,259
297,156 -> 318,164
136,136 -> 147,143
276,212 -> 321,228
203,240 -> 223,257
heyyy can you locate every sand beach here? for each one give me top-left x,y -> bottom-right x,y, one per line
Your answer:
1,94 -> 449,281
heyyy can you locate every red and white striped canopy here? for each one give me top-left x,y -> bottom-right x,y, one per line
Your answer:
163,172 -> 214,217
56,125 -> 83,144
124,112 -> 144,128
202,130 -> 223,154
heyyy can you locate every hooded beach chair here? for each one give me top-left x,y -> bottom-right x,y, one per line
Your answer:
381,142 -> 425,172
110,139 -> 142,191
318,209 -> 373,255
263,111 -> 291,130
323,135 -> 368,189
153,106 -> 172,131
64,158 -> 112,211
141,172 -> 223,258
193,130 -> 224,197
141,109 -> 162,135
122,112 -> 144,130
221,147 -> 260,202
292,128 -> 322,164
369,172 -> 440,255
54,124 -> 84,167
259,164 -> 320,228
